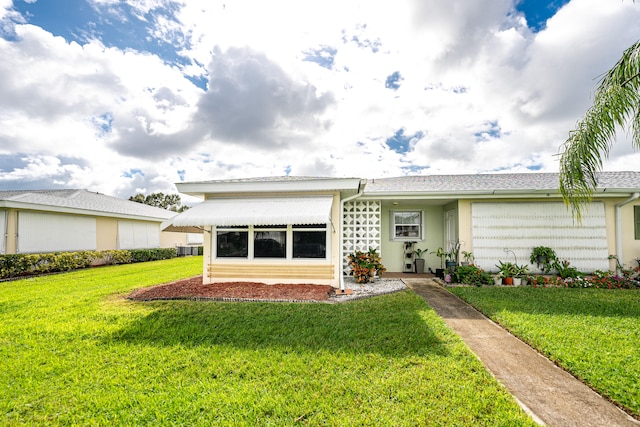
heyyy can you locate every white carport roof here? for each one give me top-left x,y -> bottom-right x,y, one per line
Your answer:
165,196 -> 333,228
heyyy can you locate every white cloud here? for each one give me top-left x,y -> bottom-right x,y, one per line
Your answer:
0,0 -> 639,199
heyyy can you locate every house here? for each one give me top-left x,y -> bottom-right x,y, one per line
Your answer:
164,172 -> 640,288
0,189 -> 197,254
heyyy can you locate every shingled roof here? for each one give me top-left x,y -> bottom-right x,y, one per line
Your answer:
0,189 -> 176,221
363,171 -> 640,195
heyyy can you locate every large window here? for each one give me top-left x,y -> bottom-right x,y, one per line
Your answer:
215,224 -> 327,259
391,210 -> 423,240
635,206 -> 640,240
216,229 -> 249,257
293,224 -> 327,258
254,226 -> 286,258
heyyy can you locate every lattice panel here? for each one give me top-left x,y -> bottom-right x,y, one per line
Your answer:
342,200 -> 381,274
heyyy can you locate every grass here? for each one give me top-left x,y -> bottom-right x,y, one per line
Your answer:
449,286 -> 640,417
1,257 -> 536,426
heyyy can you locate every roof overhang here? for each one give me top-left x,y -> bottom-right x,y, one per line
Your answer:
361,188 -> 637,200
163,196 -> 334,229
175,177 -> 363,199
0,200 -> 176,222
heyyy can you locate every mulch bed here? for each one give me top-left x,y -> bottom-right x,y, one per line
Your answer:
127,275 -> 336,302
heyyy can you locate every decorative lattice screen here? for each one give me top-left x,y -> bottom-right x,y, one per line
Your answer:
342,200 -> 381,274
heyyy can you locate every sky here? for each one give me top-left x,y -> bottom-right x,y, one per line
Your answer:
1,0 -> 640,201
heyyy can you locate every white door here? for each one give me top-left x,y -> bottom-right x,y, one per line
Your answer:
445,209 -> 457,257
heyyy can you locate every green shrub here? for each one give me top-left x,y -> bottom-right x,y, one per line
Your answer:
95,250 -> 133,265
129,248 -> 177,263
455,265 -> 494,286
0,248 -> 178,279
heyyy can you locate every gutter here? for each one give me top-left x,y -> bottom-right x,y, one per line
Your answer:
338,180 -> 366,292
615,192 -> 640,271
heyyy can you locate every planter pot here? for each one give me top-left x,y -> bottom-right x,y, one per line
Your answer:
461,262 -> 469,266
493,277 -> 502,286
503,277 -> 514,285
513,277 -> 522,286
436,268 -> 445,279
445,261 -> 456,269
415,259 -> 426,274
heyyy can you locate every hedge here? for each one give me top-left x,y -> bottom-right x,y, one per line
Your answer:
0,248 -> 180,280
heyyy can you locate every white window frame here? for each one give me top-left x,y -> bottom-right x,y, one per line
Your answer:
390,210 -> 425,241
213,224 -> 329,261
253,225 -> 288,259
292,224 -> 328,259
215,226 -> 250,258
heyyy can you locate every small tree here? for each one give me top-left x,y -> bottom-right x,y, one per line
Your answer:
129,192 -> 189,212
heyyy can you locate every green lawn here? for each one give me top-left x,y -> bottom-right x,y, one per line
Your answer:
449,286 -> 640,418
1,257 -> 535,426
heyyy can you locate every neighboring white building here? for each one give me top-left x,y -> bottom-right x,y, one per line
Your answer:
0,189 -> 194,254
164,172 -> 640,287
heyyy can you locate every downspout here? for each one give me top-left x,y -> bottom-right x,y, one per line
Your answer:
615,192 -> 640,271
339,179 -> 366,292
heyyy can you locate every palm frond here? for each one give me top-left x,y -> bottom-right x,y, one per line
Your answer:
560,40 -> 640,219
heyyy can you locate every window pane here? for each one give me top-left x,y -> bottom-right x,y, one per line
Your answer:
216,231 -> 248,257
395,211 -> 420,225
393,211 -> 422,240
395,225 -> 420,238
293,231 -> 326,258
254,231 -> 286,258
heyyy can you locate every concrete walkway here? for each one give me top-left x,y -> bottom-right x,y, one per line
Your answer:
404,278 -> 640,427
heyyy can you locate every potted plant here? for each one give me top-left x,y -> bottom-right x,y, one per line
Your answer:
413,247 -> 428,274
530,246 -> 557,273
347,248 -> 387,284
493,272 -> 504,285
445,252 -> 457,270
513,264 -> 529,286
461,251 -> 474,266
432,247 -> 449,278
496,261 -> 516,285
447,241 -> 461,269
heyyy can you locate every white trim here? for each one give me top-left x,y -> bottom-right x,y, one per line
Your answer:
390,209 -> 425,241
176,177 -> 362,196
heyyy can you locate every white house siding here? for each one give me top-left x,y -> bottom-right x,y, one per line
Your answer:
117,221 -> 161,249
0,210 -> 6,254
471,202 -> 609,273
17,211 -> 97,253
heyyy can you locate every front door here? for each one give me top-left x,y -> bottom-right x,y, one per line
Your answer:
445,209 -> 457,261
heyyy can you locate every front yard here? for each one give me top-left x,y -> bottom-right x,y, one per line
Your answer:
449,286 -> 640,418
1,257 -> 535,426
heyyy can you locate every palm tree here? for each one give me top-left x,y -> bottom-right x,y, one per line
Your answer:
559,40 -> 640,220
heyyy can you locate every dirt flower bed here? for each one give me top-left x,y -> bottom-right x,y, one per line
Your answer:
127,275 -> 336,302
